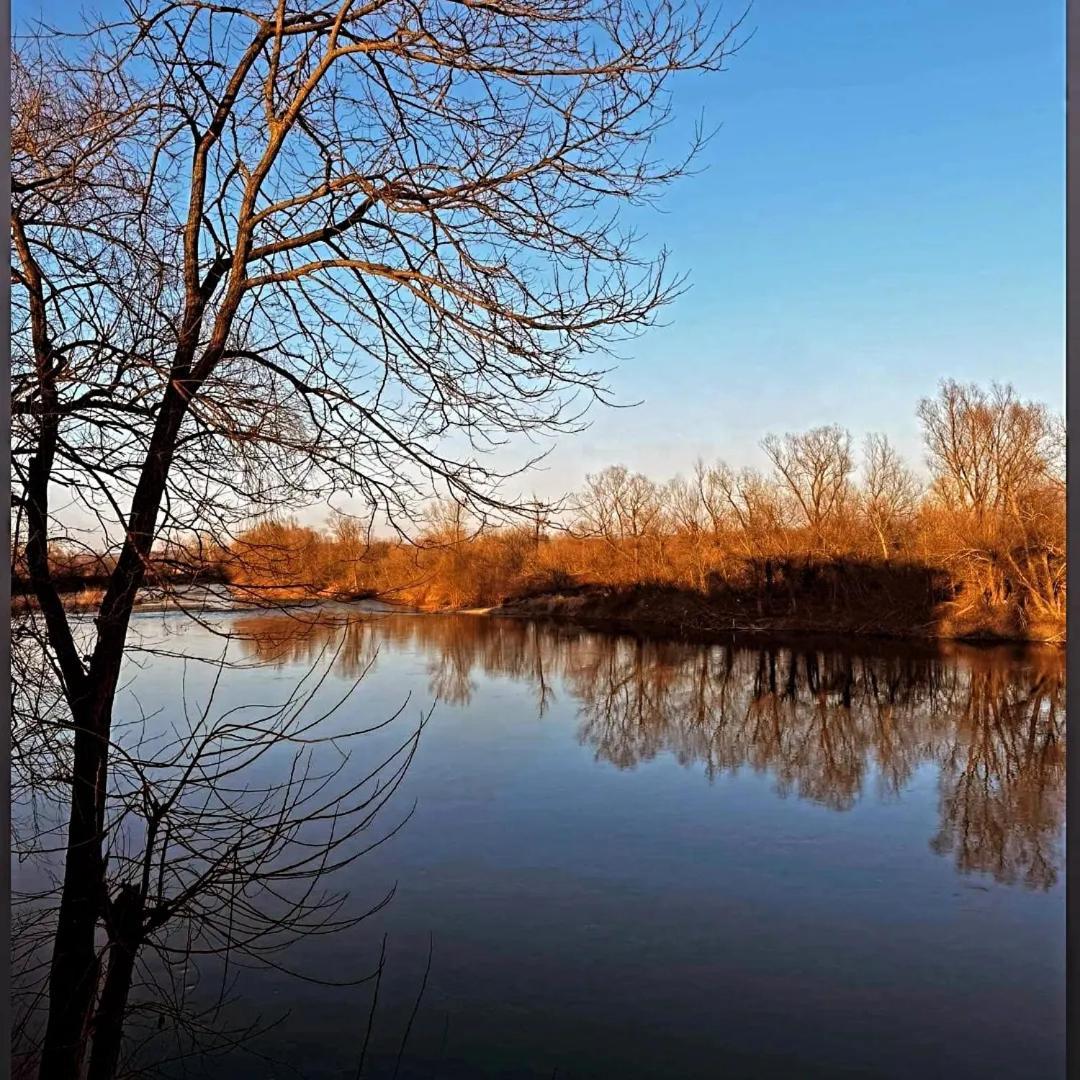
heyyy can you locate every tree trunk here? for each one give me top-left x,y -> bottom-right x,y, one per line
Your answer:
40,394 -> 191,1080
87,886 -> 144,1080
38,706 -> 108,1080
876,525 -> 890,562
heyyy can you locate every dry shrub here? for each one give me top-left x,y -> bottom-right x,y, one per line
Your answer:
26,380 -> 1053,639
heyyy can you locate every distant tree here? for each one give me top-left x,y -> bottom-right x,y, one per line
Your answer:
664,469 -> 714,590
916,380 -> 1053,520
761,425 -> 854,552
916,380 -> 1064,626
861,433 -> 921,560
665,472 -> 708,537
707,461 -> 792,554
577,465 -> 664,577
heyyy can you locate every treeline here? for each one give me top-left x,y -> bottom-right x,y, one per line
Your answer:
222,380 -> 1064,641
10,546 -> 230,594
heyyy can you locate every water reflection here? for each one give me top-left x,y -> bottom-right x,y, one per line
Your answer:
233,612 -> 1065,890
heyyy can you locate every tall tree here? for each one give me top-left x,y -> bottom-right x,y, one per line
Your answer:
11,2 -> 741,1074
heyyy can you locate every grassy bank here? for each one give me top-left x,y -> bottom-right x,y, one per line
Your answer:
490,580 -> 1064,645
13,572 -> 1062,645
12,586 -> 107,614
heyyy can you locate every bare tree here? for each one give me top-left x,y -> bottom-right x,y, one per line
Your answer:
664,473 -> 707,537
708,461 -> 791,555
576,465 -> 664,578
761,425 -> 854,552
329,509 -> 373,595
691,458 -> 734,539
861,433 -> 920,561
916,380 -> 1053,520
12,2 -> 742,1075
1043,413 -> 1066,498
663,470 -> 714,590
917,380 -> 1064,627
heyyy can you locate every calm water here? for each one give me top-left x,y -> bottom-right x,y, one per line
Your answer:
18,610 -> 1067,1078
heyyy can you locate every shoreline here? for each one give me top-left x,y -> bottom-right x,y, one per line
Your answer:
484,603 -> 1063,652
485,586 -> 1066,648
17,583 -> 1065,647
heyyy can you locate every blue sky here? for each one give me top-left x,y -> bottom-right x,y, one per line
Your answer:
523,0 -> 1064,496
21,0 -> 1065,507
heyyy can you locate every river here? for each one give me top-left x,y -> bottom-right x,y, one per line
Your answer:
13,608 -> 1066,1078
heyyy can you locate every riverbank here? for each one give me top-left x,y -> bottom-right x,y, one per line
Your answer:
487,583 -> 1066,645
13,583 -> 393,617
17,579 -> 1063,645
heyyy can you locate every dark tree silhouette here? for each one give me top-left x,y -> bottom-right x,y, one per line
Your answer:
11,1 -> 743,1075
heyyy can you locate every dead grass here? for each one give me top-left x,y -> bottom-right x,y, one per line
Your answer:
13,586 -> 107,614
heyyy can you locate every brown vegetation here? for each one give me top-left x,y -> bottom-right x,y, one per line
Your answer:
221,380 -> 1064,642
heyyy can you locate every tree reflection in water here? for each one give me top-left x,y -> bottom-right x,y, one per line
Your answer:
234,612 -> 1065,890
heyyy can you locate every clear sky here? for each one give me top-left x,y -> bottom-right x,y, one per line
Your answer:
20,0 -> 1065,513
520,0 -> 1065,498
